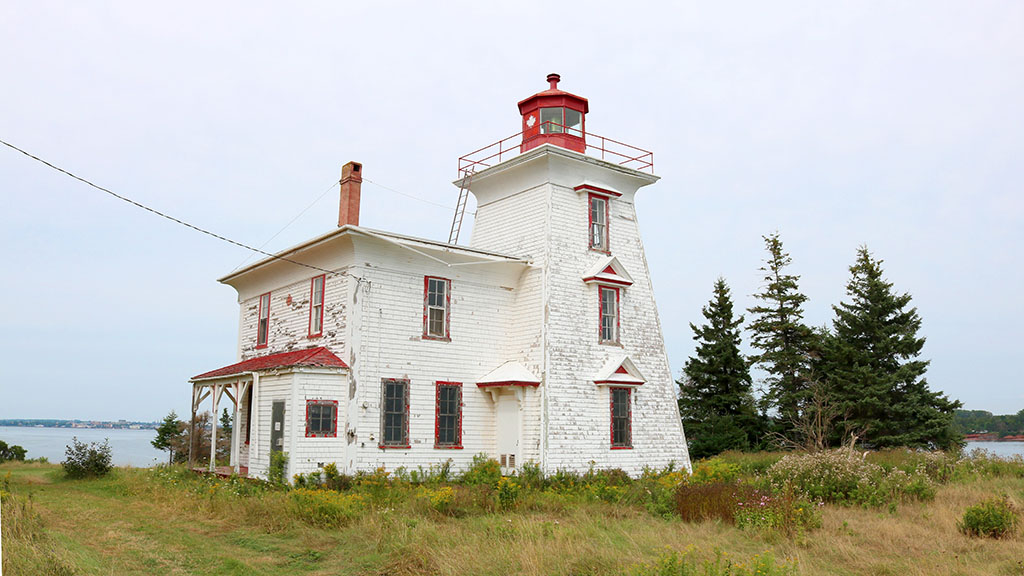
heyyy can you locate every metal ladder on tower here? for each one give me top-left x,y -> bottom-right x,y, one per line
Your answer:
447,168 -> 474,244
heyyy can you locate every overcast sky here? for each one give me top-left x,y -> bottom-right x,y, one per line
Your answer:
2,2 -> 1021,421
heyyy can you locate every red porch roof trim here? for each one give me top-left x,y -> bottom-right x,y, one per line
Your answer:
191,347 -> 348,381
476,381 -> 541,388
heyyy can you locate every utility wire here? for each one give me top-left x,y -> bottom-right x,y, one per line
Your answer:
0,138 -> 334,275
231,177 -> 340,272
364,177 -> 474,215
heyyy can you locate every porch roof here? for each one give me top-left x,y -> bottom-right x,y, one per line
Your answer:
191,346 -> 348,382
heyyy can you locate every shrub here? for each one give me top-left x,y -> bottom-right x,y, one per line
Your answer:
497,477 -> 520,511
0,440 -> 28,462
766,449 -> 935,507
958,496 -> 1018,539
427,485 -> 456,514
461,454 -> 501,487
673,481 -> 745,523
268,451 -> 288,485
733,489 -> 821,536
689,457 -> 740,485
518,461 -> 545,490
62,437 -> 112,479
290,488 -> 365,527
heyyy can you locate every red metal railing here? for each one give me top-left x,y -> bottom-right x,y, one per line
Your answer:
457,121 -> 654,177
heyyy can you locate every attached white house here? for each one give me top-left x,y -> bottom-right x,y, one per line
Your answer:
189,74 -> 690,481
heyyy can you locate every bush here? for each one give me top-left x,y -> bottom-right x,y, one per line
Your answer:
674,481 -> 745,523
290,488 -> 365,527
268,451 -> 288,485
958,496 -> 1018,539
62,437 -> 112,479
461,454 -> 501,487
0,440 -> 28,462
733,489 -> 821,536
689,457 -> 740,485
766,449 -> 935,507
497,477 -> 520,510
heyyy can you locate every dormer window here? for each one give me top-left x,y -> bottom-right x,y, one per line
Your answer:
540,107 -> 583,137
589,194 -> 609,252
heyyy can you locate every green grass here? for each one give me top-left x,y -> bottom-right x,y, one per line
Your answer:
3,454 -> 1024,575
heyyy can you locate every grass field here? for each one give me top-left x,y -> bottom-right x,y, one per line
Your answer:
2,451 -> 1023,575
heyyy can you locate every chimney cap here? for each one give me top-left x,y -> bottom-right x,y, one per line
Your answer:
547,73 -> 561,89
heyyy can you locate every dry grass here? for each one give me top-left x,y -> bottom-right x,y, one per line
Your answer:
2,461 -> 1023,575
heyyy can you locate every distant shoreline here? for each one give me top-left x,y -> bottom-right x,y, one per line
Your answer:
0,420 -> 158,430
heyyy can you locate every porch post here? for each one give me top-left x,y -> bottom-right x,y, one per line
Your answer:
188,384 -> 197,468
209,383 -> 220,472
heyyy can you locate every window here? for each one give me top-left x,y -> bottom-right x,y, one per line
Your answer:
589,194 -> 609,252
423,276 -> 451,340
308,275 -> 325,337
610,387 -> 632,449
539,107 -> 583,137
434,382 -> 463,448
380,378 -> 409,448
599,286 -> 619,343
257,292 -> 270,347
305,399 -> 338,438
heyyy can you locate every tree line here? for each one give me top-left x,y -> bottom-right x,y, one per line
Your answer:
678,233 -> 961,459
954,409 -> 1024,437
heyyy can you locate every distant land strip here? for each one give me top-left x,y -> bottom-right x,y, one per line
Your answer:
0,419 -> 159,430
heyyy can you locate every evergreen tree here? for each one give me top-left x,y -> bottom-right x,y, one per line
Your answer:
220,408 -> 232,436
747,233 -> 817,436
679,278 -> 763,458
152,410 -> 184,464
822,246 -> 961,449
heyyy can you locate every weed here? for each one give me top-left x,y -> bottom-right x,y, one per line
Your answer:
958,496 -> 1019,539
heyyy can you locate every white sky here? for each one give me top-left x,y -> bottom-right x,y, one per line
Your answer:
2,2 -> 1021,421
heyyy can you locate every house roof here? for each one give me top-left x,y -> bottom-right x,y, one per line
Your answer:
218,225 -> 530,284
191,347 -> 348,381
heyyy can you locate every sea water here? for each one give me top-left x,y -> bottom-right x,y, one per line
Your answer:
0,426 -> 165,467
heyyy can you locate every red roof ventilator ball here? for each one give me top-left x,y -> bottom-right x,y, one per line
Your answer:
518,73 -> 589,153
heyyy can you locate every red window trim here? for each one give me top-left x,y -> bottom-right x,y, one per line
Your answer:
433,381 -> 464,449
587,193 -> 610,253
598,285 -> 620,344
256,292 -> 271,348
610,387 -> 633,449
379,378 -> 411,449
307,274 -> 326,338
422,276 -> 452,341
304,399 -> 338,438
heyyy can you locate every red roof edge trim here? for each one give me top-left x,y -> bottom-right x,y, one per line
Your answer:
192,347 -> 348,381
476,381 -> 541,388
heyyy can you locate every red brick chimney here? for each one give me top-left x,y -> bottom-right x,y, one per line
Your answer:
338,161 -> 362,227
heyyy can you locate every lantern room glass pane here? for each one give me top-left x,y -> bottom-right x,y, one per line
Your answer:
540,108 -> 563,134
564,108 -> 583,136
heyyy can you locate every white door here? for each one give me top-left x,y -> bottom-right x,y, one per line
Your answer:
496,391 -> 520,474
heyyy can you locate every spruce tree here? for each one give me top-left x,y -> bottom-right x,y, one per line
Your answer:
823,246 -> 961,449
679,278 -> 762,458
152,410 -> 184,464
747,233 -> 817,436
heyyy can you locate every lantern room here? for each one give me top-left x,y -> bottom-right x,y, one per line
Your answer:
518,73 -> 589,154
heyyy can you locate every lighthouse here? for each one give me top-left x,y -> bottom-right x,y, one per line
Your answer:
458,75 -> 690,474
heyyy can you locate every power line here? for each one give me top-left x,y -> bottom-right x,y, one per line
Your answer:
0,138 -> 335,276
364,177 -> 473,214
232,177 -> 340,272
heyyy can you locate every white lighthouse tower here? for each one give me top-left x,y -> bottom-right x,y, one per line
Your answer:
458,74 -> 690,474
